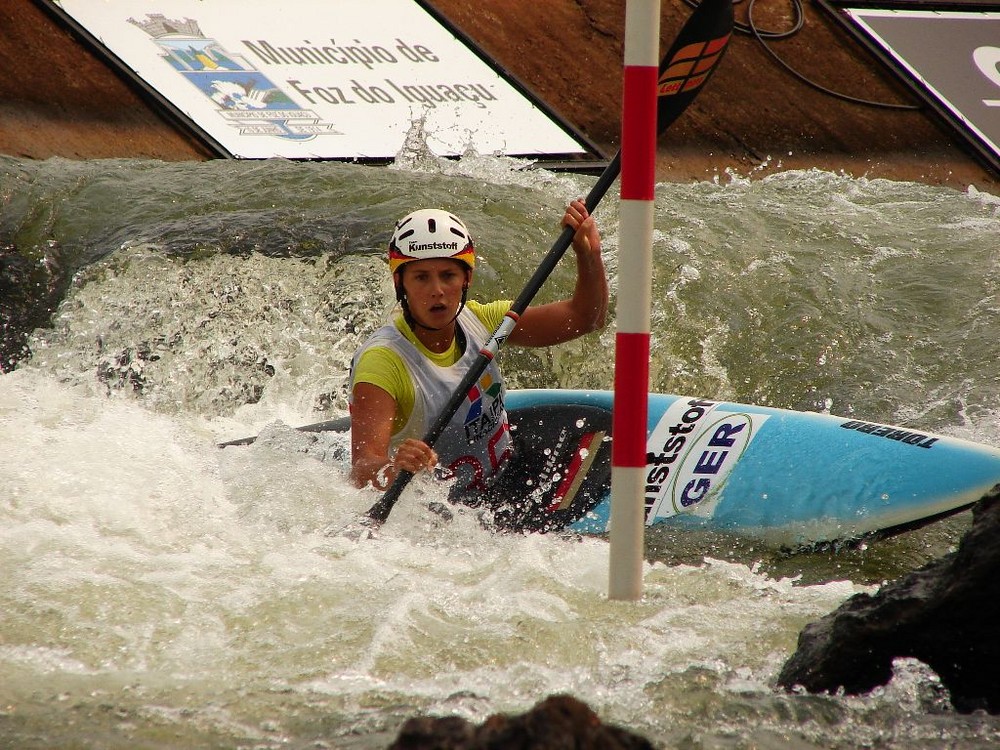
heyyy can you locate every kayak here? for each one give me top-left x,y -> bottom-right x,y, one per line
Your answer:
502,389 -> 999,546
222,388 -> 1000,546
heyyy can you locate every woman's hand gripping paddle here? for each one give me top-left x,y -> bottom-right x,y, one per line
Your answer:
354,0 -> 734,534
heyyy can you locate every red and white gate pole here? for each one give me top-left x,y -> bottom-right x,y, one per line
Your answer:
609,0 -> 660,601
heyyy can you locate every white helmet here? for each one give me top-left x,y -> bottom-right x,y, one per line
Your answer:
388,209 -> 475,273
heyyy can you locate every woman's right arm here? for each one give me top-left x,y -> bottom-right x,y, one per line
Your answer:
350,382 -> 437,489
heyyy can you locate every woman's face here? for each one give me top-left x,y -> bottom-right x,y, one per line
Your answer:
397,258 -> 471,328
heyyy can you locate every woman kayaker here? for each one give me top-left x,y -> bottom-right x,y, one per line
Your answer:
348,199 -> 608,491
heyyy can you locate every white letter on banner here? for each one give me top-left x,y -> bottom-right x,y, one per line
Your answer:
973,46 -> 1000,107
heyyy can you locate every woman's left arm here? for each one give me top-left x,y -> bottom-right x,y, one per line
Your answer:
509,198 -> 609,347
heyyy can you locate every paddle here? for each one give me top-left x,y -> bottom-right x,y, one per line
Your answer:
217,415 -> 352,448
359,0 -> 734,529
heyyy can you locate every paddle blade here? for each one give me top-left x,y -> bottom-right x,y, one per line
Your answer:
217,415 -> 352,448
654,0 -> 733,136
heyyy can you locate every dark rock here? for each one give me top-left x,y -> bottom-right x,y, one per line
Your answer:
390,715 -> 476,750
387,693 -> 656,749
777,484 -> 1000,713
0,241 -> 67,372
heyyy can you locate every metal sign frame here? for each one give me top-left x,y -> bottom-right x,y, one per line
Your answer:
817,0 -> 1000,177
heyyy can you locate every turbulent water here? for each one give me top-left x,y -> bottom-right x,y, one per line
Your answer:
2,147 -> 1000,748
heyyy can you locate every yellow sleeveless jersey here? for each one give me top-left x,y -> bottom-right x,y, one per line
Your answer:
351,299 -> 511,433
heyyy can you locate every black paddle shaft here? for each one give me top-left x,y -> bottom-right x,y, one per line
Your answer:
364,0 -> 734,526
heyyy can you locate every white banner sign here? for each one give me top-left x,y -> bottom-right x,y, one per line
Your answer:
53,0 -> 591,160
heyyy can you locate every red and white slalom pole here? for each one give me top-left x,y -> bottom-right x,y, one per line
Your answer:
609,0 -> 660,601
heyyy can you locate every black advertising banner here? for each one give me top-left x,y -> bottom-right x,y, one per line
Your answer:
820,1 -> 1000,175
